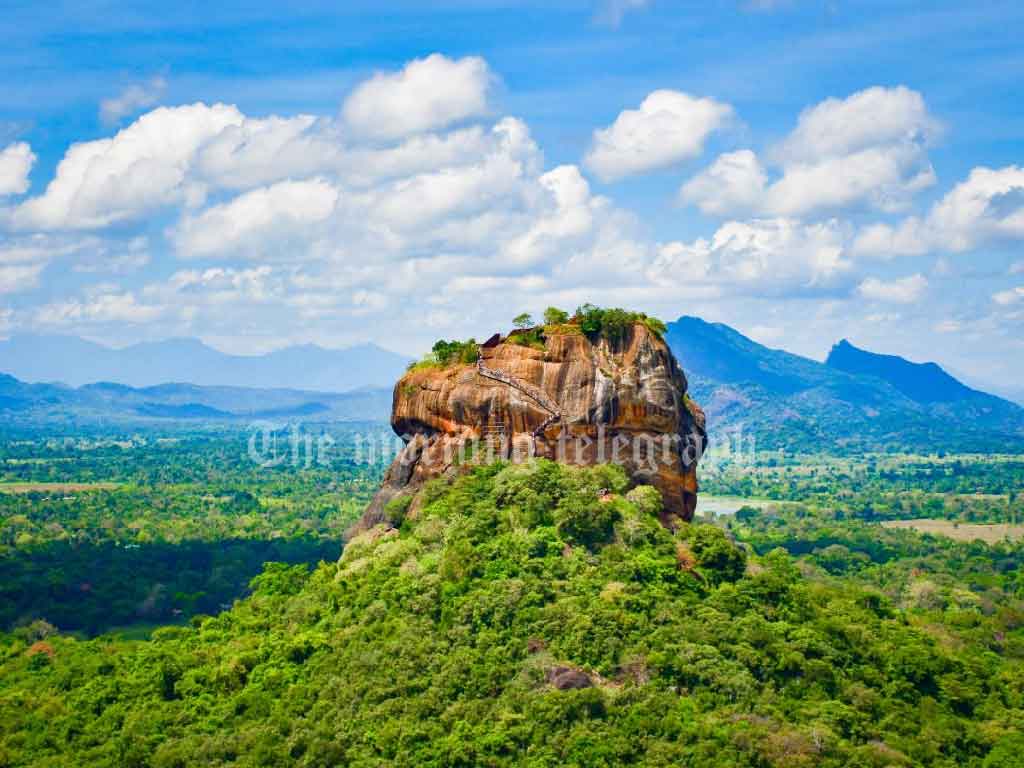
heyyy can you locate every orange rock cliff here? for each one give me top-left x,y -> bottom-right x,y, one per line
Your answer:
358,322 -> 706,531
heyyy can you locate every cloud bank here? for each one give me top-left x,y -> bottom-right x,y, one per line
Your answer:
1,55 -> 1021,360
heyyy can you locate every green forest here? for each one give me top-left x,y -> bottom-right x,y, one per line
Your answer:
0,425 -> 387,636
1,432 -> 1023,766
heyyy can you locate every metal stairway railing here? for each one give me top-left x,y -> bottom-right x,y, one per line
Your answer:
477,346 -> 562,438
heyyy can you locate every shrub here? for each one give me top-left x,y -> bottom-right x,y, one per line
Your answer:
543,307 -> 570,325
677,524 -> 747,585
409,339 -> 479,370
508,328 -> 546,350
571,304 -> 668,342
493,462 -> 563,529
249,563 -> 311,596
432,339 -> 479,366
408,309 -> 665,371
617,505 -> 668,547
554,495 -> 620,549
512,312 -> 534,329
574,303 -> 604,336
600,308 -> 633,344
384,494 -> 414,527
0,456 -> 1018,768
735,505 -> 760,524
625,485 -> 664,518
642,315 -> 668,337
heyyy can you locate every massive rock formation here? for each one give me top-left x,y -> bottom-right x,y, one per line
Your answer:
360,322 -> 706,531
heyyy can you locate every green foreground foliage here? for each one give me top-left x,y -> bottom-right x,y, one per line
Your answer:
2,460 -> 1022,767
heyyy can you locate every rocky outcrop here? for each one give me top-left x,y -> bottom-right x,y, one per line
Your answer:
545,665 -> 594,690
358,322 -> 705,531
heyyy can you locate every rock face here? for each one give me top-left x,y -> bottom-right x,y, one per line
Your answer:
359,323 -> 705,531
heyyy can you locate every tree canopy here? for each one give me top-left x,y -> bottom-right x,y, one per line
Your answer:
1,459 -> 1021,767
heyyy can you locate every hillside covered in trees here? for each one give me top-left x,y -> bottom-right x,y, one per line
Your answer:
2,460 -> 1022,767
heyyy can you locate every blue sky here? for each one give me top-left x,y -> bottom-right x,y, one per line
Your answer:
1,0 -> 1023,394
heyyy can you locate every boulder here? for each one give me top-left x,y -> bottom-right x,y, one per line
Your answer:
545,665 -> 594,691
357,322 -> 705,531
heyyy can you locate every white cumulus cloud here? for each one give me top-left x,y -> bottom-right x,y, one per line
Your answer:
72,236 -> 151,274
584,90 -> 733,182
679,149 -> 767,216
173,178 -> 340,259
774,86 -> 939,164
194,114 -> 335,190
853,165 -> 1024,257
851,220 -> 930,258
0,234 -> 117,291
682,86 -> 939,218
0,142 -> 36,197
341,54 -> 493,142
13,103 -> 245,230
650,218 -> 853,297
147,266 -> 283,306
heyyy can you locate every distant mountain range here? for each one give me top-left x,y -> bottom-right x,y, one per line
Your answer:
0,374 -> 391,427
2,321 -> 1021,452
0,334 -> 410,392
665,317 -> 1024,452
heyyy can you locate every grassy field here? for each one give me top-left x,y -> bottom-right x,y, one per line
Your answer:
0,482 -> 122,494
882,518 -> 1024,543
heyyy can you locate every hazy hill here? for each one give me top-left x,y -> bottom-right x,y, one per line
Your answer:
827,338 -> 987,403
0,373 -> 391,425
665,316 -> 1024,452
0,334 -> 409,392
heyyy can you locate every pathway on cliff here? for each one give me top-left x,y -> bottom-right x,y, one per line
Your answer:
476,346 -> 562,438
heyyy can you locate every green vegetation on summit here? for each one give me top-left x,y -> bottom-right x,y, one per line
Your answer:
409,306 -> 669,372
